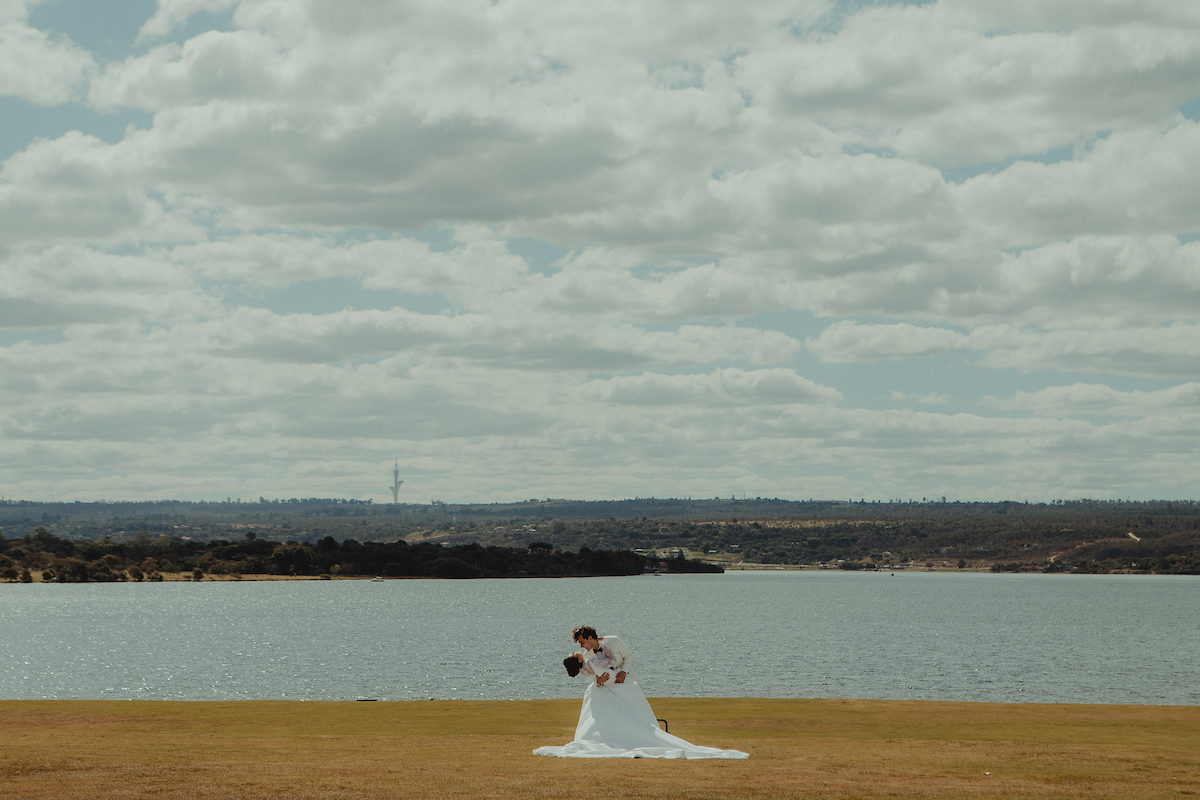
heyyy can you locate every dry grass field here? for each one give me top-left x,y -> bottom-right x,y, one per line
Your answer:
2,698 -> 1197,799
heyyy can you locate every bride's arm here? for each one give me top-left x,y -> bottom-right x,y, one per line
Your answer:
584,651 -> 615,685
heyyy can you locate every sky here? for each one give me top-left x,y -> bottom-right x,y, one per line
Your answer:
2,0 -> 1199,504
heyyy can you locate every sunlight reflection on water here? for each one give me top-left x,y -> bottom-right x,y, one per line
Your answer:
2,571 -> 1197,704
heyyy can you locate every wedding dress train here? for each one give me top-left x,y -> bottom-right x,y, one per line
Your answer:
533,681 -> 748,760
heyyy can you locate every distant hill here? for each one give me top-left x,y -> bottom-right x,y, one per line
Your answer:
0,526 -> 721,582
2,497 -> 1198,574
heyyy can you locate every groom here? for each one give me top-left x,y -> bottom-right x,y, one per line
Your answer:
572,625 -> 634,686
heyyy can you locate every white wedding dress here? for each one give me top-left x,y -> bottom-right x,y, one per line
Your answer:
533,653 -> 748,760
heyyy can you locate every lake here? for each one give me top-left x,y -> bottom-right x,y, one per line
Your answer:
2,571 -> 1197,704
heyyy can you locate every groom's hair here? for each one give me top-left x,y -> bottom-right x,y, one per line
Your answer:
572,625 -> 598,642
563,656 -> 582,677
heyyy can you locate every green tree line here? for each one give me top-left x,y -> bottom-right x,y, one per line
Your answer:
4,497 -> 1199,574
0,528 -> 722,582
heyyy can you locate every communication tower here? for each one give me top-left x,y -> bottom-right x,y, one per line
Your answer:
390,459 -> 404,503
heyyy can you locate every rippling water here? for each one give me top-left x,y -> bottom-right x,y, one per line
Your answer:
2,571 -> 1197,704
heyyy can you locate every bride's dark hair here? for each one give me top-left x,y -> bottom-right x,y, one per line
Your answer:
563,656 -> 582,677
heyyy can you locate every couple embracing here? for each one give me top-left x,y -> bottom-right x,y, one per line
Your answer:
532,626 -> 748,760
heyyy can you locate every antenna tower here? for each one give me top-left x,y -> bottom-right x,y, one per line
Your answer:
390,459 -> 404,503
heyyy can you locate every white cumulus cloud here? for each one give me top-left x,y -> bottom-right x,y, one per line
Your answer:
3,0 -> 1200,502
0,17 -> 94,105
807,321 -> 970,363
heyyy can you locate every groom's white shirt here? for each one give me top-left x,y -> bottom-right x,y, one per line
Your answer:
592,635 -> 637,683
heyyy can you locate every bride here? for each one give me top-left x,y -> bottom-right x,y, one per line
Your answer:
533,631 -> 748,760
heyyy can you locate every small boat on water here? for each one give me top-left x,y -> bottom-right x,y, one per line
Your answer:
370,576 -> 384,582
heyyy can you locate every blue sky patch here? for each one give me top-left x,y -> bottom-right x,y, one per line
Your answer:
1180,96 -> 1200,121
0,329 -> 68,346
507,237 -> 572,276
27,0 -> 157,62
0,98 -> 152,161
940,143 -> 1077,183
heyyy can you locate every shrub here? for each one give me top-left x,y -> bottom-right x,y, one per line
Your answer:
59,559 -> 89,582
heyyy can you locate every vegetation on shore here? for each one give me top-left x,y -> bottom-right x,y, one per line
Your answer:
2,698 -> 1196,799
0,527 -> 721,582
2,496 -> 1199,576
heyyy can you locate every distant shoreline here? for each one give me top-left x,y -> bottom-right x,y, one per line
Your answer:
13,566 -> 1190,582
5,497 -> 1198,576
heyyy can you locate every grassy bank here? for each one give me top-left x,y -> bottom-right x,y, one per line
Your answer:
2,698 -> 1197,799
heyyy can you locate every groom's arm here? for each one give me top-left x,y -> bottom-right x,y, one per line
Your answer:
605,636 -> 633,683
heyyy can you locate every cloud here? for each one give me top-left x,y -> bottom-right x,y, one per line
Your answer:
94,32 -> 283,110
957,122 -> 1200,244
0,17 -> 94,105
195,307 -> 800,370
971,323 -> 1200,379
751,1 -> 1200,164
956,235 -> 1200,323
137,0 -> 239,43
4,0 -> 1200,502
805,318 -> 1200,379
983,382 -> 1200,418
0,245 -> 218,327
0,131 -> 204,247
890,391 -> 950,405
807,321 -> 970,363
586,368 -> 841,407
2,316 -> 1195,501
